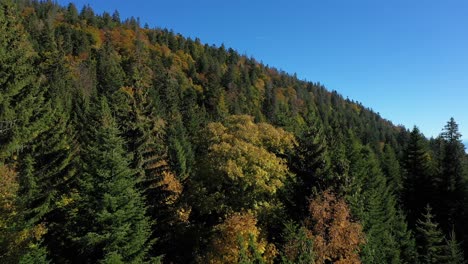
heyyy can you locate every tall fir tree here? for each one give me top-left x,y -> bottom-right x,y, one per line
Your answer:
96,38 -> 126,96
70,98 -> 153,263
288,115 -> 330,220
416,205 -> 448,264
403,127 -> 435,229
347,144 -> 417,264
0,0 -> 48,161
381,144 -> 403,199
435,118 -> 466,235
446,229 -> 466,264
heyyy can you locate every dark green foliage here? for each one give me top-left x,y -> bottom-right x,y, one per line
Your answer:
18,107 -> 75,225
70,99 -> 153,263
382,144 -> 403,198
288,116 -> 330,220
403,127 -> 436,229
96,39 -> 125,96
434,118 -> 466,233
347,144 -> 416,264
416,205 -> 448,264
0,0 -> 47,161
166,113 -> 194,180
446,229 -> 466,264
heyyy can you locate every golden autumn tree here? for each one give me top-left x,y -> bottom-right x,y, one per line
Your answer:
205,212 -> 277,264
307,190 -> 365,264
191,115 -> 296,217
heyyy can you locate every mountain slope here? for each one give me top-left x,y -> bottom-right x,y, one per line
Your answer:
1,1 -> 467,263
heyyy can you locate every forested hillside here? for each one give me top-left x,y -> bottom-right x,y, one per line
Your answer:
1,1 -> 468,263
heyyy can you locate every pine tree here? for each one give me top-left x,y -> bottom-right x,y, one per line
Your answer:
416,205 -> 448,264
435,118 -> 465,233
96,38 -> 126,96
71,99 -> 153,263
347,144 -> 417,264
445,229 -> 465,264
403,127 -> 435,228
381,144 -> 403,199
0,0 -> 48,161
288,115 -> 330,220
0,3 -> 73,262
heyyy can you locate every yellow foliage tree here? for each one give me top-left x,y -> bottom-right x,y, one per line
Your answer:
194,115 -> 296,216
205,212 -> 277,264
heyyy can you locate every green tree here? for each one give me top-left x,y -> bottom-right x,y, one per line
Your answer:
435,118 -> 466,233
0,0 -> 48,161
403,127 -> 435,228
416,205 -> 448,264
96,39 -> 126,96
381,144 -> 403,199
445,229 -> 465,264
289,115 -> 330,220
347,144 -> 417,264
71,99 -> 153,263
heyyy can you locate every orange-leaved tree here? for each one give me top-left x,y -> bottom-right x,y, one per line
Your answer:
307,190 -> 365,264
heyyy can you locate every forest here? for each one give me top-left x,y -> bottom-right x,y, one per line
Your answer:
1,1 -> 468,263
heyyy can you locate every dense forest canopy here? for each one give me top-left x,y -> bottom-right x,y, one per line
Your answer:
1,1 -> 468,263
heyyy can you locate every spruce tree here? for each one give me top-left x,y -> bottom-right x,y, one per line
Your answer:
403,127 -> 435,228
382,144 -> 403,199
435,118 -> 465,234
0,2 -> 70,262
96,38 -> 126,96
289,115 -> 330,220
71,99 -> 153,263
0,0 -> 48,161
416,205 -> 448,264
347,144 -> 417,264
446,229 -> 465,264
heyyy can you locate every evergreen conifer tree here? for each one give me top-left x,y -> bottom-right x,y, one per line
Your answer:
403,127 -> 435,228
435,118 -> 466,233
71,99 -> 153,263
289,115 -> 330,220
416,205 -> 448,264
347,144 -> 417,264
446,229 -> 465,264
0,0 -> 48,161
382,144 -> 403,199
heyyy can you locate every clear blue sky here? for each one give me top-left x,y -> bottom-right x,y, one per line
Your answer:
57,0 -> 468,142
